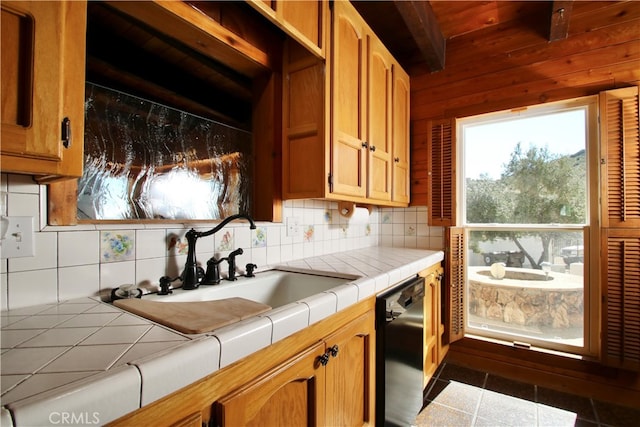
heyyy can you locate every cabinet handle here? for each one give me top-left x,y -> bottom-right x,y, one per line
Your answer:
369,145 -> 376,152
61,117 -> 71,148
317,353 -> 330,366
361,142 -> 368,149
328,344 -> 339,357
394,157 -> 400,162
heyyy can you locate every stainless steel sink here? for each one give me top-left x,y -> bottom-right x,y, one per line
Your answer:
143,269 -> 359,308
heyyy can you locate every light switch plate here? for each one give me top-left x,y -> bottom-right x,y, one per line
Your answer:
1,216 -> 35,258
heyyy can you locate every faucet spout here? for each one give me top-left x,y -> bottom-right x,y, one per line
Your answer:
181,214 -> 256,290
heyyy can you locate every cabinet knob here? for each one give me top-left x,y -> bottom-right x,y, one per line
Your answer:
317,353 -> 330,366
369,145 -> 376,152
328,344 -> 339,357
394,157 -> 400,162
361,142 -> 368,149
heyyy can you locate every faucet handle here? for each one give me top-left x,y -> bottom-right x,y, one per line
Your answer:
202,257 -> 223,285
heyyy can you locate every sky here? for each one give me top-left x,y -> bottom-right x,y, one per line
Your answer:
463,109 -> 587,180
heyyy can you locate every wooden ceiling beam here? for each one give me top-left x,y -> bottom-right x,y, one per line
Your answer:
549,0 -> 574,41
392,0 -> 445,72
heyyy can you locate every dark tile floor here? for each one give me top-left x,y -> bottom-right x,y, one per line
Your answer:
414,362 -> 640,427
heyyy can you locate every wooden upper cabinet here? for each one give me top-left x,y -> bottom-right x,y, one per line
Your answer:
392,63 -> 410,204
331,0 -> 368,199
367,35 -> 393,202
1,0 -> 86,182
282,0 -> 410,207
600,86 -> 640,229
247,0 -> 328,58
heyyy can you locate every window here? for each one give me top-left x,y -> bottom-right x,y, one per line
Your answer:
458,97 -> 599,355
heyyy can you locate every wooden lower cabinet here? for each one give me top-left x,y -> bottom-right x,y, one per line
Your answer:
214,342 -> 326,426
420,263 -> 445,387
323,311 -> 375,426
107,299 -> 376,427
215,311 -> 375,426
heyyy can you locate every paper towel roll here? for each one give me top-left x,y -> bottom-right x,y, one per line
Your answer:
348,206 -> 370,224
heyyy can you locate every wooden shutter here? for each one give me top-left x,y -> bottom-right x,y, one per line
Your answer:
427,118 -> 456,226
600,86 -> 640,228
600,86 -> 640,371
602,229 -> 640,371
446,226 -> 465,344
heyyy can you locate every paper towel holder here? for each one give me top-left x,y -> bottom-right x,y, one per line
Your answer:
338,201 -> 372,218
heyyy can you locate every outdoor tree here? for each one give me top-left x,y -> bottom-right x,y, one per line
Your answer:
467,142 -> 586,268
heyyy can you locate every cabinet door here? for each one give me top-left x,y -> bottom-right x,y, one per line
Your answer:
1,0 -> 85,180
331,0 -> 367,198
421,264 -> 443,386
248,0 -> 326,58
367,35 -> 392,202
215,342 -> 326,426
324,311 -> 375,426
392,63 -> 410,204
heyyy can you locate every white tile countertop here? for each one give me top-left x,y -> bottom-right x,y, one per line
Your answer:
1,247 -> 443,426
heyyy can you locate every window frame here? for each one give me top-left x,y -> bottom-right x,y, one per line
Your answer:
455,96 -> 600,357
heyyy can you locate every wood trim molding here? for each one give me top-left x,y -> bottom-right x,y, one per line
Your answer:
447,337 -> 640,409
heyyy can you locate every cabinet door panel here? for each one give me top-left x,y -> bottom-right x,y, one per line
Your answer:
331,1 -> 367,198
392,65 -> 410,204
215,342 -> 326,426
280,1 -> 321,49
324,312 -> 375,426
1,2 -> 61,160
367,37 -> 392,201
1,0 -> 85,179
422,264 -> 443,386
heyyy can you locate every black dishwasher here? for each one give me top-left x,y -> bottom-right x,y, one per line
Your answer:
375,275 -> 425,427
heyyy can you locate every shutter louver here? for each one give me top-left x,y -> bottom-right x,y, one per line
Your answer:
603,230 -> 640,371
428,119 -> 456,226
446,227 -> 465,343
601,87 -> 640,228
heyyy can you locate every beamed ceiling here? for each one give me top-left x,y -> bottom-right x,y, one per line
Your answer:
86,1 -> 636,128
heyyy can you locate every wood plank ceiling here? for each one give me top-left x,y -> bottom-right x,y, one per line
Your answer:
87,1 -> 639,132
352,0 -> 570,74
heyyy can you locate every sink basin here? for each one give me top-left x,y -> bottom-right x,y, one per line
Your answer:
143,269 -> 359,308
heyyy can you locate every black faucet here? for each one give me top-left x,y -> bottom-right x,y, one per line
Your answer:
181,214 -> 256,289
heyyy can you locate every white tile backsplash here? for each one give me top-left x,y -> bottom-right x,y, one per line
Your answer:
135,229 -> 166,259
58,231 -> 100,267
58,265 -> 100,301
7,270 -> 58,309
0,175 -> 443,311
